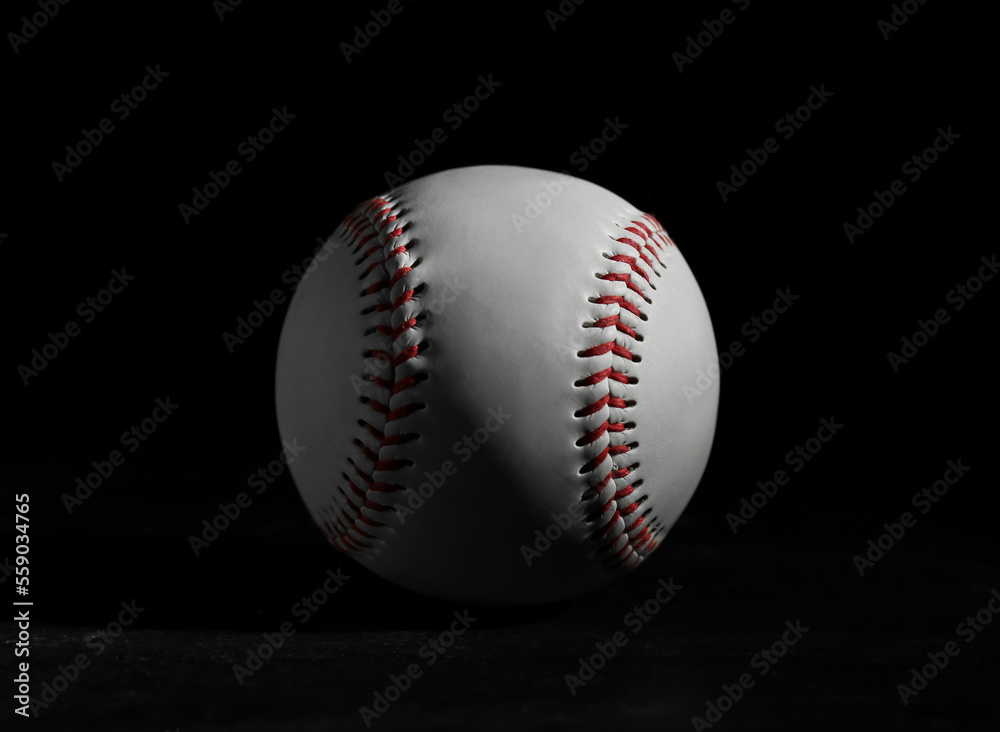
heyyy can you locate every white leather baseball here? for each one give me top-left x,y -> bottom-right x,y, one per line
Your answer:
275,165 -> 718,605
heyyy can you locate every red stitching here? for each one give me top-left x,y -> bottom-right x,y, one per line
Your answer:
615,236 -> 656,269
600,271 -> 648,299
579,342 -> 635,359
607,254 -> 651,283
323,197 -> 424,553
577,214 -> 675,569
593,295 -> 642,318
327,203 -> 677,566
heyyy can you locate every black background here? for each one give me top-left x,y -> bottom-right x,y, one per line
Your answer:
2,1 -> 996,730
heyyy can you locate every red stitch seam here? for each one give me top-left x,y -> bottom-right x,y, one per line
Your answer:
577,213 -> 676,569
324,197 -> 423,553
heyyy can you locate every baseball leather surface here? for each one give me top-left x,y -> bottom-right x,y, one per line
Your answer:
275,165 -> 718,605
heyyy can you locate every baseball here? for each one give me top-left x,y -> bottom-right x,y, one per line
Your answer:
275,165 -> 718,605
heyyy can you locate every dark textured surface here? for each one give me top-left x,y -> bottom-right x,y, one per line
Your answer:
3,0 -> 994,730
7,517 -> 999,731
